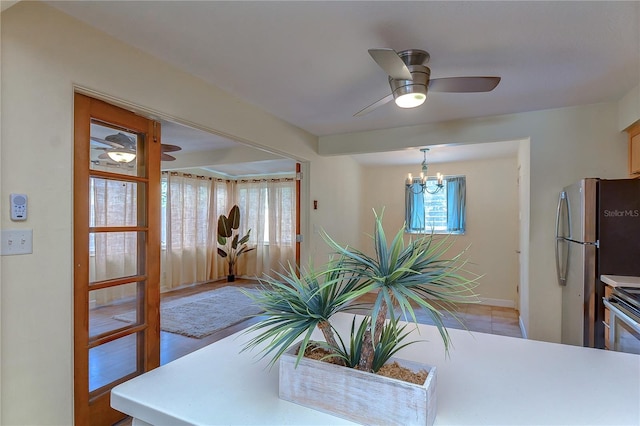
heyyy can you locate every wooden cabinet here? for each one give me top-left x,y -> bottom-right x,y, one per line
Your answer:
628,122 -> 640,177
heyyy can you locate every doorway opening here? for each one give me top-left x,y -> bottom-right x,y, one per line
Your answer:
76,94 -> 304,425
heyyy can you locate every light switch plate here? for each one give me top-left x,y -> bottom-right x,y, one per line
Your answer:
1,229 -> 33,255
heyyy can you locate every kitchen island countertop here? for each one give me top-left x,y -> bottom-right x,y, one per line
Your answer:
112,313 -> 640,425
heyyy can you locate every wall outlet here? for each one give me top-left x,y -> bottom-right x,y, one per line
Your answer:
1,229 -> 33,255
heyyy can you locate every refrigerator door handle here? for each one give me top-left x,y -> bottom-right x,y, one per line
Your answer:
555,191 -> 569,286
555,191 -> 569,239
556,237 -> 568,286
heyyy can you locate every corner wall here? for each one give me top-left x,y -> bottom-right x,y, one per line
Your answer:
619,84 -> 640,130
0,3 -> 362,424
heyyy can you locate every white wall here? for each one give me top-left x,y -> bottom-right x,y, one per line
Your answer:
517,139 -> 531,336
320,103 -> 629,345
361,156 -> 520,306
0,3 -> 362,424
619,84 -> 640,130
308,155 -> 364,262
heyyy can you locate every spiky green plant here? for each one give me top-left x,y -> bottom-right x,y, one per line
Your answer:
326,315 -> 418,372
322,210 -> 480,371
241,260 -> 371,368
242,209 -> 480,373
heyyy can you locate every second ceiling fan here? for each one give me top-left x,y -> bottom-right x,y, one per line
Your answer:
355,48 -> 501,116
91,132 -> 182,162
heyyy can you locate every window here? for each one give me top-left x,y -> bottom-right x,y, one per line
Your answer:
405,175 -> 466,234
236,179 -> 295,246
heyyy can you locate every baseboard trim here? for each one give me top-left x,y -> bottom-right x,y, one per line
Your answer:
519,316 -> 528,339
364,291 -> 515,309
478,297 -> 515,308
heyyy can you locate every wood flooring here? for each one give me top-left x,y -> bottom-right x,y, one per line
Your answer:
102,280 -> 522,425
90,280 -> 263,371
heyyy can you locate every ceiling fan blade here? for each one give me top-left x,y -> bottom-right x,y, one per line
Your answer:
106,132 -> 136,148
428,76 -> 501,93
91,136 -> 124,149
161,153 -> 176,161
354,93 -> 394,117
161,144 -> 182,153
368,49 -> 413,81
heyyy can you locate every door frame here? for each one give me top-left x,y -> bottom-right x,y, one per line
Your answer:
73,93 -> 161,425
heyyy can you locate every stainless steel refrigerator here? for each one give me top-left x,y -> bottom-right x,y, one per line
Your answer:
555,178 -> 640,348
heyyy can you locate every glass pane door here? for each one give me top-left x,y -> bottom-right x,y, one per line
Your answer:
74,93 -> 161,425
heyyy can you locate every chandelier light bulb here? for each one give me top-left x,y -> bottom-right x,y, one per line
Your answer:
405,148 -> 444,195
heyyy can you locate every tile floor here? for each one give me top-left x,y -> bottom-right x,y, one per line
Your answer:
352,294 -> 522,338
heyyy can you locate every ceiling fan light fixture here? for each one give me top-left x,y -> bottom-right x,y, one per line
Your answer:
392,83 -> 428,108
389,63 -> 429,109
107,150 -> 136,163
395,92 -> 426,108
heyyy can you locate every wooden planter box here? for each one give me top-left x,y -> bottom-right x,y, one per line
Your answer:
279,345 -> 437,425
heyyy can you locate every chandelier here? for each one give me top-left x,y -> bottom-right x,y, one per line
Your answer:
405,148 -> 444,194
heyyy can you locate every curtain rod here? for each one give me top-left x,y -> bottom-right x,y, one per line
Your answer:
162,171 -> 294,183
422,174 -> 465,179
237,177 -> 295,183
162,171 -> 231,182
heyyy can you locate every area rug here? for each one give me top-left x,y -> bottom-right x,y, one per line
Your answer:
113,286 -> 263,339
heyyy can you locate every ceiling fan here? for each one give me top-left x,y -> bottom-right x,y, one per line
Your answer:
91,132 -> 182,162
355,48 -> 501,116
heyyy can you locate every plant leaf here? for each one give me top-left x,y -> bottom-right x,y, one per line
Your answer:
228,205 -> 241,230
217,215 -> 232,238
238,231 -> 251,245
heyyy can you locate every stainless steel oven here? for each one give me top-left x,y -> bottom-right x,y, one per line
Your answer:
603,287 -> 640,355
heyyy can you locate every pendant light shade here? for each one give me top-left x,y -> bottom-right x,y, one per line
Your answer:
107,149 -> 136,163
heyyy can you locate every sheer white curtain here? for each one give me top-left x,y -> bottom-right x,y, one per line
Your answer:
161,172 -> 229,291
91,170 -> 293,299
90,174 -> 138,305
265,179 -> 296,273
234,178 -> 296,278
211,178 -> 232,278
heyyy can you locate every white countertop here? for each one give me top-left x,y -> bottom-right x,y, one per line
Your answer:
112,313 -> 640,425
601,274 -> 640,288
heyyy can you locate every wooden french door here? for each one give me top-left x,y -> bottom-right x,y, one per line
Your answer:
73,94 -> 161,425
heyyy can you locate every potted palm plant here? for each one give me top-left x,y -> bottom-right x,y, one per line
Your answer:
216,205 -> 255,282
242,210 -> 480,425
